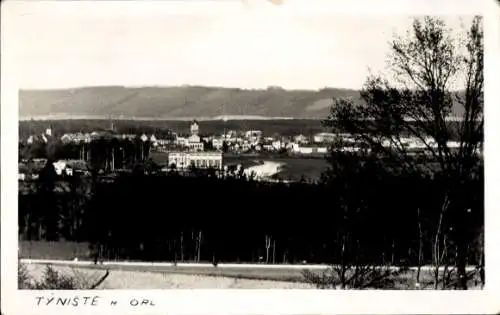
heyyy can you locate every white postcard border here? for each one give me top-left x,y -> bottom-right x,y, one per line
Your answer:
2,0 -> 499,314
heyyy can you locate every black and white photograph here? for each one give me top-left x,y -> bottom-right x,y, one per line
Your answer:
2,0 -> 496,306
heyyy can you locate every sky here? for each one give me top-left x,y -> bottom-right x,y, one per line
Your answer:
3,1 -> 475,90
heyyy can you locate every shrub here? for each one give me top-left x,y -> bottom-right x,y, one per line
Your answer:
18,262 -> 110,290
302,265 -> 407,289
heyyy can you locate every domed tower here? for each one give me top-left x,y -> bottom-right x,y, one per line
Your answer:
190,120 -> 199,137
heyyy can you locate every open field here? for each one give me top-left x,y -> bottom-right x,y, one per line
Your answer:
19,241 -> 92,260
148,153 -> 330,181
23,263 -> 315,289
21,260 -> 482,290
224,155 -> 329,181
18,243 -> 483,289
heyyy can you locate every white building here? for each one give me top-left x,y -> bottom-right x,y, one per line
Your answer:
272,140 -> 284,150
52,161 -> 73,176
167,151 -> 223,170
150,134 -> 157,146
294,134 -> 309,144
245,130 -> 262,143
313,132 -> 337,143
292,144 -> 328,154
186,121 -> 204,152
212,138 -> 224,150
188,141 -> 204,152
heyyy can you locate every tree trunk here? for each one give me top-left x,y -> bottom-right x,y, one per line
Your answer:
456,236 -> 468,289
265,235 -> 271,264
197,230 -> 202,263
416,208 -> 423,284
111,147 -> 115,171
340,234 -> 348,289
272,239 -> 276,264
180,232 -> 184,262
391,239 -> 396,265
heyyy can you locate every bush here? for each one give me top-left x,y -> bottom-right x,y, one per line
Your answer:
18,262 -> 110,290
302,265 -> 408,289
18,263 -> 33,289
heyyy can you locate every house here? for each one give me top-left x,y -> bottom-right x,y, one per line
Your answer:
140,134 -> 149,142
60,132 -> 93,144
212,138 -> 224,150
272,140 -> 284,150
245,130 -> 262,143
52,159 -> 88,176
53,161 -> 71,176
313,132 -> 337,143
292,144 -> 328,155
150,134 -> 158,146
294,134 -> 309,144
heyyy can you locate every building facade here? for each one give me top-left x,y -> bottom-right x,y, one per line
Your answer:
167,151 -> 223,170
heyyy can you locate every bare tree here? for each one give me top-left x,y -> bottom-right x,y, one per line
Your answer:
416,208 -> 424,285
265,235 -> 272,264
324,16 -> 483,290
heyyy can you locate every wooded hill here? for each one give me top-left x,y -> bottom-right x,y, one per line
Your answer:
19,86 -> 466,120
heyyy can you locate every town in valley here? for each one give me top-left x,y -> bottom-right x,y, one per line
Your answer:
14,7 -> 485,292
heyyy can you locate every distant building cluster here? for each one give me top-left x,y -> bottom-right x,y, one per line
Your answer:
18,119 -> 482,182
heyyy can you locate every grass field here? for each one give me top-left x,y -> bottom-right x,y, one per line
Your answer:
148,152 -> 330,181
24,263 -> 316,289
19,243 -> 483,289
223,155 -> 329,181
19,241 -> 92,260
23,262 -> 483,290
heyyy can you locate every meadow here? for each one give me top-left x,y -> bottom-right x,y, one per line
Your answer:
149,152 -> 330,181
223,155 -> 329,181
22,261 -> 482,290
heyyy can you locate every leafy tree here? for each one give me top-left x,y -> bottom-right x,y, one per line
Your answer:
143,158 -> 161,175
323,17 -> 483,289
37,160 -> 59,240
222,141 -> 229,153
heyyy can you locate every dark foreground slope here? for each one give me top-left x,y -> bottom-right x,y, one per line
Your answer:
19,166 -> 483,265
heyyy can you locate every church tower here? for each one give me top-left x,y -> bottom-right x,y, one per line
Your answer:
190,120 -> 199,136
